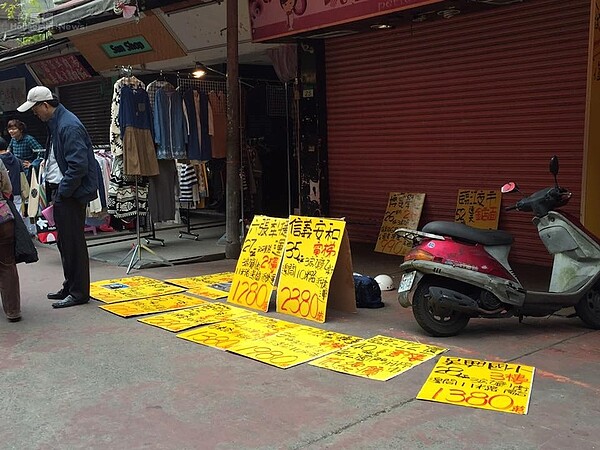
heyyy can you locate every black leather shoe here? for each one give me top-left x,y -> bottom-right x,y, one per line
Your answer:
47,290 -> 68,300
52,295 -> 89,309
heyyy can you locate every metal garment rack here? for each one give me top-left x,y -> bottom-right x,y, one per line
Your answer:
117,176 -> 173,273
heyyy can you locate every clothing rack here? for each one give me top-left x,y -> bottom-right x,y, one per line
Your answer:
176,77 -> 227,95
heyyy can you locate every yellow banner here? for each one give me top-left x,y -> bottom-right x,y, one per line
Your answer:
99,294 -> 206,318
90,276 -> 186,303
138,302 -> 255,332
187,285 -> 229,300
177,315 -> 298,350
455,189 -> 502,230
375,192 -> 426,256
276,216 -> 346,323
310,335 -> 447,381
228,216 -> 289,311
417,356 -> 534,415
166,272 -> 234,289
228,325 -> 363,369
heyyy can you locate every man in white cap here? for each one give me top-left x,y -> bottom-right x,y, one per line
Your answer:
18,86 -> 98,308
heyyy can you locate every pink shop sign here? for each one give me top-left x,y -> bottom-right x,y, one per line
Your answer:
249,0 -> 444,42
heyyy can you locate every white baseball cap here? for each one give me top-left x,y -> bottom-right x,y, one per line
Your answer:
17,86 -> 54,112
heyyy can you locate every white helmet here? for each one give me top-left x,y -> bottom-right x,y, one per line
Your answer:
375,274 -> 394,291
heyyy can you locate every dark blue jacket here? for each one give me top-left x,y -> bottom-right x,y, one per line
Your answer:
0,151 -> 22,194
47,104 -> 98,204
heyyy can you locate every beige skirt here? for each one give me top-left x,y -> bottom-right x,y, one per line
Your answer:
123,127 -> 160,176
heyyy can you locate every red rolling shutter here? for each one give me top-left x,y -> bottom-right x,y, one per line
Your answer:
325,0 -> 589,265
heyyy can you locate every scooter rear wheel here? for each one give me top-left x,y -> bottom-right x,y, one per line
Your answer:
412,279 -> 470,337
575,284 -> 600,329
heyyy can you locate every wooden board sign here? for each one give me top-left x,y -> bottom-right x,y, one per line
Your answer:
455,189 -> 502,230
375,192 -> 426,256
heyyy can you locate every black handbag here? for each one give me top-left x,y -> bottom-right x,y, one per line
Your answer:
5,198 -> 38,264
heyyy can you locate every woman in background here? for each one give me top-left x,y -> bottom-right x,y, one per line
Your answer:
0,158 -> 21,322
7,119 -> 43,169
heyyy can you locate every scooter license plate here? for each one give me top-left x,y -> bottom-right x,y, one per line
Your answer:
398,272 -> 416,293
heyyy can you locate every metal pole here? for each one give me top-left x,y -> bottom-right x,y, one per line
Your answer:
225,0 -> 241,258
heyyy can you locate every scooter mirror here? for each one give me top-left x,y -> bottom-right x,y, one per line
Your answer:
550,155 -> 559,176
501,182 -> 518,194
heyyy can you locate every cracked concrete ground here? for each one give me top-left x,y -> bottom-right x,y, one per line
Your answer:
1,237 -> 598,450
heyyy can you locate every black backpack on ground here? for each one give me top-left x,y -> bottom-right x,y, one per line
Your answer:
353,274 -> 384,309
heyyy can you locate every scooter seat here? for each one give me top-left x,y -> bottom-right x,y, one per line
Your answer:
422,221 -> 513,246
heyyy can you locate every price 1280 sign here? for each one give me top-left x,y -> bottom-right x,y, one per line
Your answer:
228,216 -> 288,312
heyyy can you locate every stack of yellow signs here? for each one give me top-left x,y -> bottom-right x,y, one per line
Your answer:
416,356 -> 535,415
90,276 -> 186,303
228,325 -> 363,368
100,294 -> 207,317
166,272 -> 234,300
310,335 -> 447,381
177,315 -> 298,350
138,302 -> 255,332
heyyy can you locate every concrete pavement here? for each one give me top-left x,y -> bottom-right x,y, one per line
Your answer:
1,238 -> 599,450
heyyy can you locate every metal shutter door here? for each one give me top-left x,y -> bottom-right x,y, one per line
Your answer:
325,0 -> 589,265
58,78 -> 113,146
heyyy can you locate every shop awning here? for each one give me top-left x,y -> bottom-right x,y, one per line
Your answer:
0,38 -> 71,70
2,0 -> 115,40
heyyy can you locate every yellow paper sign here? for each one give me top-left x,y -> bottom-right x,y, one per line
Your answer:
138,302 -> 255,332
455,189 -> 502,230
90,276 -> 186,303
187,285 -> 229,300
228,325 -> 363,368
310,335 -> 447,381
177,315 -> 298,350
166,272 -> 234,289
375,192 -> 426,256
417,356 -> 534,415
99,293 -> 206,317
276,216 -> 347,323
228,216 -> 288,312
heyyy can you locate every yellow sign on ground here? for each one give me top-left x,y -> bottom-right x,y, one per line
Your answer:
90,276 -> 186,303
228,216 -> 288,312
277,216 -> 356,323
177,315 -> 298,350
228,325 -> 363,369
455,189 -> 502,229
187,285 -> 229,300
99,293 -> 207,318
138,302 -> 256,332
375,192 -> 426,256
310,335 -> 447,381
166,272 -> 234,289
417,356 -> 534,415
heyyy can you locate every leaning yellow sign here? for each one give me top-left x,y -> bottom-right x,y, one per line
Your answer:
228,216 -> 288,312
228,325 -> 363,369
276,216 -> 347,323
177,315 -> 298,350
417,356 -> 535,415
375,192 -> 426,256
90,276 -> 186,303
310,335 -> 447,381
99,293 -> 206,317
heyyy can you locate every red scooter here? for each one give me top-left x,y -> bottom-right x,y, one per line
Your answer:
395,156 -> 600,336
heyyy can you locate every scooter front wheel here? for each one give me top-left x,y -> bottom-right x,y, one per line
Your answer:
412,279 -> 470,337
575,284 -> 600,329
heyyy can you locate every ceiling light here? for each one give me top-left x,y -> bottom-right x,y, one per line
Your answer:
192,62 -> 206,78
370,23 -> 393,30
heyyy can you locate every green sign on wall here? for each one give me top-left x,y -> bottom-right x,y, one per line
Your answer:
101,36 -> 153,58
